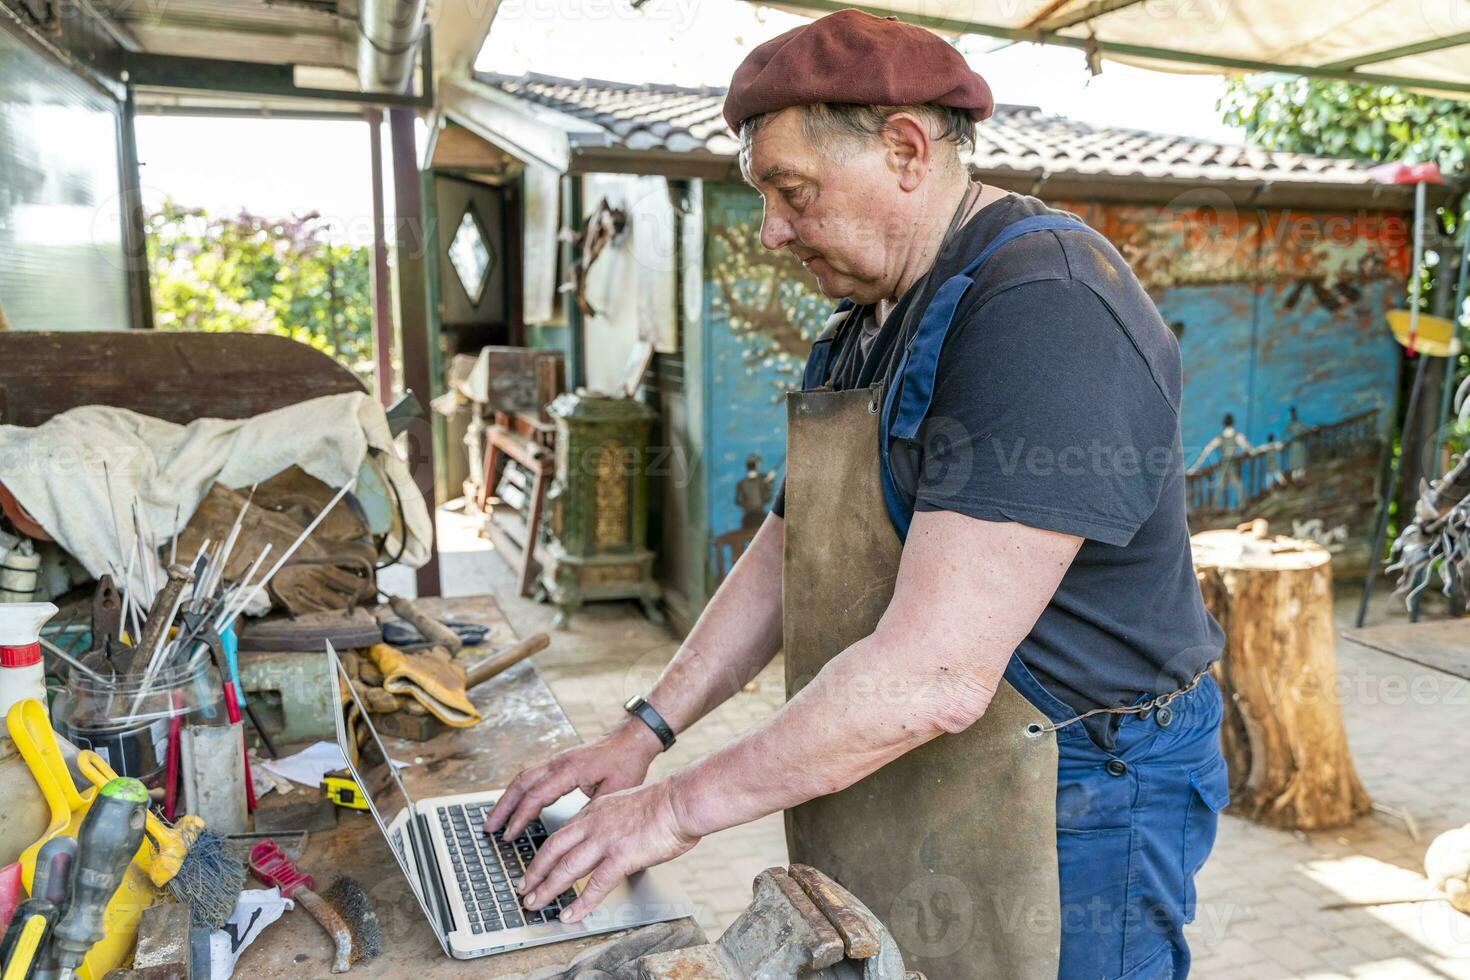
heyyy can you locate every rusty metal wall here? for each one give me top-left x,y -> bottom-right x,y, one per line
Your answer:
0,23 -> 129,331
699,186 -> 1411,579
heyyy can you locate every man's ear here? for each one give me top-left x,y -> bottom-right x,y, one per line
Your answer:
881,113 -> 933,192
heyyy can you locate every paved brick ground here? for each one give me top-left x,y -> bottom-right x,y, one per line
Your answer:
420,510 -> 1470,976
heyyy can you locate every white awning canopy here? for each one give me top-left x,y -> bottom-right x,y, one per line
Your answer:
757,0 -> 1470,97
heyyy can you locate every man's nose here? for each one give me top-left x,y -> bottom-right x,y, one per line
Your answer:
760,211 -> 795,251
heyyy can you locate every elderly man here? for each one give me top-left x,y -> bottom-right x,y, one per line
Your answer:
489,10 -> 1228,977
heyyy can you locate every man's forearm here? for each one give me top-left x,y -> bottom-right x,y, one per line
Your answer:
661,510 -> 1081,839
632,513 -> 785,739
664,620 -> 1002,838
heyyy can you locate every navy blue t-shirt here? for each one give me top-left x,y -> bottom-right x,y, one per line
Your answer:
774,193 -> 1223,747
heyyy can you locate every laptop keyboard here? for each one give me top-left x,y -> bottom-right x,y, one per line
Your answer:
439,802 -> 578,934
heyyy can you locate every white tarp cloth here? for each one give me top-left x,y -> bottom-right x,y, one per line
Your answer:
764,0 -> 1470,94
0,391 -> 432,601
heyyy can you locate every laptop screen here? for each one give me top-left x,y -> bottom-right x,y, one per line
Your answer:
327,641 -> 450,946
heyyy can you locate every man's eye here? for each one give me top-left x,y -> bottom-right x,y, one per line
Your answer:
779,186 -> 809,209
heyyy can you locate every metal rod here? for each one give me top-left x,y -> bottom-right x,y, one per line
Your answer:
1358,352 -> 1435,627
1431,220 -> 1470,478
169,505 -> 181,567
207,487 -> 255,603
38,637 -> 112,684
218,480 -> 355,633
243,701 -> 279,759
102,461 -> 131,594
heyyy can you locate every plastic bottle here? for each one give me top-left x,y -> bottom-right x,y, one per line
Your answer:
0,539 -> 40,602
0,602 -> 57,718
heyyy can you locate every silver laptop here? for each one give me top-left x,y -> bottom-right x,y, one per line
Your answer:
326,641 -> 693,960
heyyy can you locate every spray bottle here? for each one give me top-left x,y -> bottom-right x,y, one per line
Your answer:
0,601 -> 57,718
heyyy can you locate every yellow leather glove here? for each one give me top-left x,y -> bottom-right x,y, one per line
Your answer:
365,644 -> 481,727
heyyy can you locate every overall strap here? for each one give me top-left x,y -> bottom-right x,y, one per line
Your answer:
879,214 -> 1098,541
801,299 -> 856,391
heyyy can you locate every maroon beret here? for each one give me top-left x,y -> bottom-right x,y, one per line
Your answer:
723,8 -> 993,132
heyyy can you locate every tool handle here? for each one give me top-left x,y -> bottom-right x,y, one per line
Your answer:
0,913 -> 46,980
388,597 -> 462,653
163,704 -> 182,822
74,752 -> 189,891
221,626 -> 246,709
466,633 -> 551,690
248,840 -> 313,899
5,700 -> 89,817
293,887 -> 354,974
133,567 -> 193,671
30,837 -> 75,911
50,779 -> 148,972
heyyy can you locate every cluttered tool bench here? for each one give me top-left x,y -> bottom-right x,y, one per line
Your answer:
236,596 -> 696,978
0,333 -> 702,978
0,332 -> 930,980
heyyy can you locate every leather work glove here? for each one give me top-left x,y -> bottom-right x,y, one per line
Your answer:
365,643 -> 482,727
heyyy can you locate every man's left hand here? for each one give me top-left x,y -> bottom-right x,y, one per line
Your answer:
518,779 -> 699,922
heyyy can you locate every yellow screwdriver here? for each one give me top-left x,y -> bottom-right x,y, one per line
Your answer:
0,835 -> 77,980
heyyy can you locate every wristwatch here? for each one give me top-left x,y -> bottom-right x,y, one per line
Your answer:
623,695 -> 676,751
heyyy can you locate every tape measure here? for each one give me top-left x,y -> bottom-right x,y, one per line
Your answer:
320,770 -> 369,810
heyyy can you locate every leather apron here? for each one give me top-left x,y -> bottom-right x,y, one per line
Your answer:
781,214 -> 1099,979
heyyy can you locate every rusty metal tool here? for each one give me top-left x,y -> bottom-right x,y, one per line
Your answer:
119,565 -> 194,677
637,864 -> 920,980
248,840 -> 380,973
386,596 -> 462,654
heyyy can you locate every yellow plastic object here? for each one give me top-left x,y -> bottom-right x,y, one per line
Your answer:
5,699 -> 160,980
1,913 -> 46,980
75,751 -> 198,889
1388,310 -> 1459,357
321,770 -> 370,810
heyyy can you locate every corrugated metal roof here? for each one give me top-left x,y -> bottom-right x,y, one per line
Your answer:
473,70 -> 1392,192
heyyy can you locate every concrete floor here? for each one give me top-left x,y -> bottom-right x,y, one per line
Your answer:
414,508 -> 1470,977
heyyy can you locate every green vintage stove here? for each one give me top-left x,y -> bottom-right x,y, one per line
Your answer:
539,391 -> 661,627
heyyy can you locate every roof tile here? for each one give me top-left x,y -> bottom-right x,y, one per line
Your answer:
473,71 -> 1382,187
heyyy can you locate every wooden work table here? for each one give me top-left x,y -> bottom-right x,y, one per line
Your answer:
234,596 -> 695,977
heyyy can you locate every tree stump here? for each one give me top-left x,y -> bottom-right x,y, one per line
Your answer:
1192,520 -> 1372,830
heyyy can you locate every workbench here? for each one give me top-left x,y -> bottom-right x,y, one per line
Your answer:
234,596 -> 698,977
1342,619 -> 1470,680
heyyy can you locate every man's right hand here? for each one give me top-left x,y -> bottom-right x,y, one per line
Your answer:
484,720 -> 665,839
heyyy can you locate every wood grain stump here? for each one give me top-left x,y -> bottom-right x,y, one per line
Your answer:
1192,520 -> 1372,830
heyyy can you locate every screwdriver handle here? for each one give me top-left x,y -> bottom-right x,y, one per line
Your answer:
0,837 -> 74,971
32,836 -> 77,910
49,779 -> 148,973
0,914 -> 46,980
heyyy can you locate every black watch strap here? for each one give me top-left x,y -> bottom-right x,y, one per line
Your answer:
623,696 -> 676,751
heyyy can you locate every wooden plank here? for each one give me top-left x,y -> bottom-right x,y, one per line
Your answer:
235,595 -> 685,976
1341,619 -> 1470,681
0,332 -> 365,427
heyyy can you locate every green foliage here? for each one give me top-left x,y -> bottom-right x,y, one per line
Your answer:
146,199 -> 375,382
1219,77 -> 1470,175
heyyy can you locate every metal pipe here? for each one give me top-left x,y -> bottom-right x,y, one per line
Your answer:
356,0 -> 427,94
367,108 -> 395,406
1431,212 -> 1470,478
